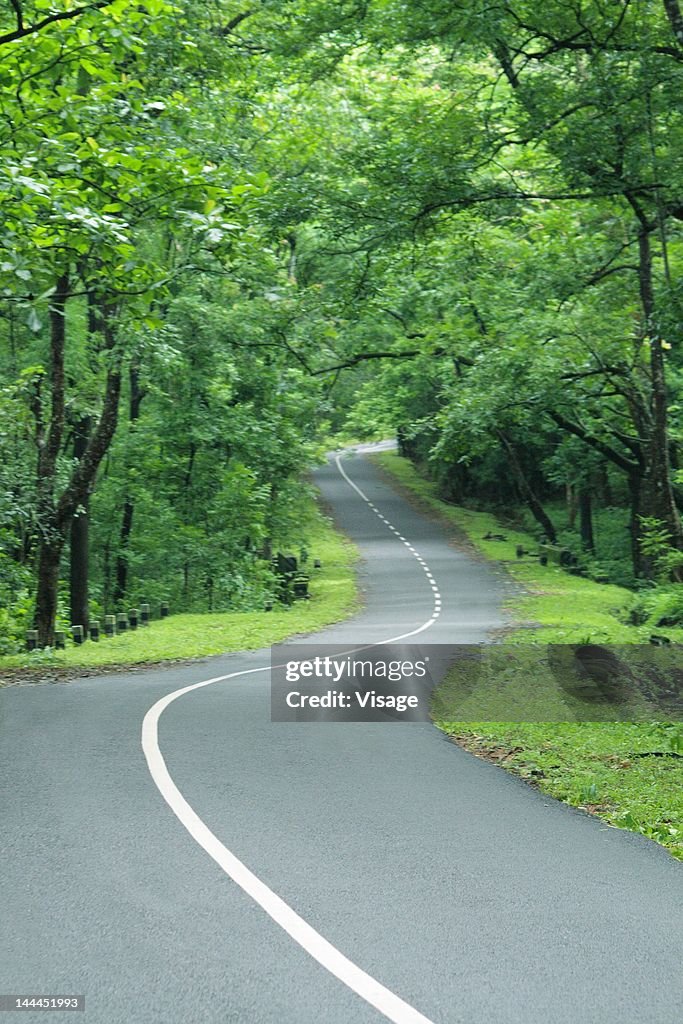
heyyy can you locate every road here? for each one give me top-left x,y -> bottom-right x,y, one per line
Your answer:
1,449 -> 681,1024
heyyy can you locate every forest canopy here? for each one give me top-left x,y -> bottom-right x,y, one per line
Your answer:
2,0 -> 683,647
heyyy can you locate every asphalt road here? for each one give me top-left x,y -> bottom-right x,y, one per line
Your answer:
1,449 -> 681,1024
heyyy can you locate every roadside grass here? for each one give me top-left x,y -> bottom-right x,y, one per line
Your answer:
372,451 -> 683,860
371,451 -> 660,643
0,502 -> 359,679
439,722 -> 683,860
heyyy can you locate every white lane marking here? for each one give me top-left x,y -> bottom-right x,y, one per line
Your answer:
334,454 -> 441,621
143,677 -> 434,1024
142,453 -> 442,1024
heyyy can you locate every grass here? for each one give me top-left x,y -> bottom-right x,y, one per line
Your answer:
372,450 -> 683,860
0,501 -> 359,679
440,722 -> 683,860
371,451 -> 654,643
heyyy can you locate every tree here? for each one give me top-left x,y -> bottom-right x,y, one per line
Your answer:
0,0 -> 258,642
242,0 -> 683,574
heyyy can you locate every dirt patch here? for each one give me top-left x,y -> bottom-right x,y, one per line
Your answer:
449,733 -> 523,764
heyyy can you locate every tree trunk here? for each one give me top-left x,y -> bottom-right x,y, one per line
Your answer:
35,538 -> 63,647
69,416 -> 92,629
663,0 -> 683,46
547,409 -> 646,574
498,432 -> 557,543
579,488 -> 595,553
35,296 -> 123,645
113,363 -> 145,605
113,500 -> 134,606
566,483 -> 578,529
70,509 -> 89,629
34,273 -> 70,646
634,220 -> 683,556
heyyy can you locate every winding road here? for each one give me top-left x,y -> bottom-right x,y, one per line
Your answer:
1,448 -> 681,1024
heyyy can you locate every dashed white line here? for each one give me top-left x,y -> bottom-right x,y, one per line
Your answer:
333,456 -> 442,621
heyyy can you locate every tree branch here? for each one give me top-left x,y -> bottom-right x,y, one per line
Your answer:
9,1 -> 23,34
377,307 -> 427,338
219,9 -> 255,36
417,183 -> 663,221
548,410 -> 639,473
312,350 -> 425,376
0,2 -> 114,48
585,263 -> 640,286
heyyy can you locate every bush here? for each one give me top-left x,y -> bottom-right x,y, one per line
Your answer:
0,551 -> 33,654
627,586 -> 683,628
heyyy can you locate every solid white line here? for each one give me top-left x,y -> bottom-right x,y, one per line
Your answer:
142,451 -> 441,1024
142,675 -> 434,1024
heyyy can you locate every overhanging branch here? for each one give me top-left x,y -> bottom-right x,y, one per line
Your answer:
548,409 -> 640,473
0,1 -> 114,47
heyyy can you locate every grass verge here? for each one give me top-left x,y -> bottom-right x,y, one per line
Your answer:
372,451 -> 683,860
371,451 -> 655,644
0,499 -> 359,682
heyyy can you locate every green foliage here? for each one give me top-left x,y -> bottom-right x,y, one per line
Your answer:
0,496 -> 358,672
628,586 -> 683,630
0,548 -> 32,654
638,516 -> 683,581
0,1 -> 342,642
3,1 -> 683,646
